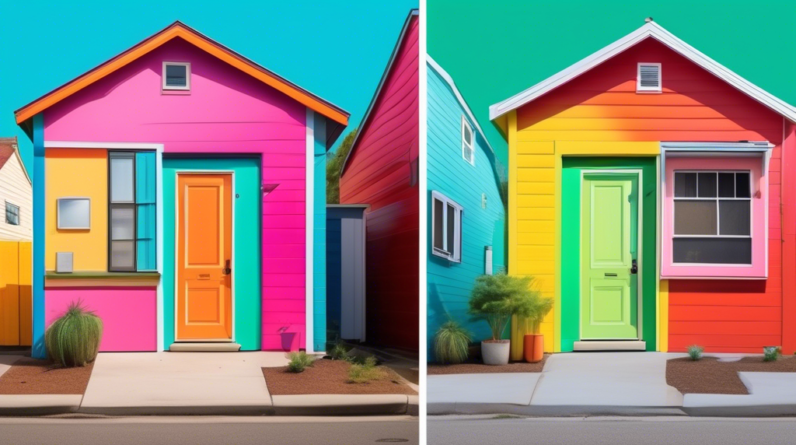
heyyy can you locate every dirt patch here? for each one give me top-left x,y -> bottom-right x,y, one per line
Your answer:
666,356 -> 796,395
428,355 -> 549,375
262,359 -> 416,396
0,358 -> 94,395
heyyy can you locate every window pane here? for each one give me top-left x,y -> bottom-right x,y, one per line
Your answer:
673,238 -> 752,264
110,241 -> 135,270
718,173 -> 735,198
57,198 -> 90,229
719,200 -> 751,236
674,172 -> 696,198
433,199 -> 444,250
110,155 -> 134,202
674,200 -> 716,235
165,64 -> 187,87
446,204 -> 455,255
697,172 -> 717,198
111,206 -> 135,240
735,172 -> 751,198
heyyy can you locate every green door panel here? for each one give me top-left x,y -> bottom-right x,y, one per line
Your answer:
580,174 -> 639,339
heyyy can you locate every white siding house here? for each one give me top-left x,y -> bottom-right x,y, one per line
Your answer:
0,138 -> 32,240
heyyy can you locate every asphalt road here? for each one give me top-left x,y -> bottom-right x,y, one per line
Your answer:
0,415 -> 418,445
429,415 -> 796,445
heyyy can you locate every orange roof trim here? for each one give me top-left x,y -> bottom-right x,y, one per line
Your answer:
14,21 -> 348,126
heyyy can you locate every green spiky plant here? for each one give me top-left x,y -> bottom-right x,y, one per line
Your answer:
687,345 -> 704,361
468,273 -> 550,340
287,351 -> 315,373
763,346 -> 781,362
44,301 -> 103,367
330,342 -> 349,361
434,320 -> 471,364
348,356 -> 383,383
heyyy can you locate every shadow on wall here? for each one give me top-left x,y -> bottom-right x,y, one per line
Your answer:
0,241 -> 32,348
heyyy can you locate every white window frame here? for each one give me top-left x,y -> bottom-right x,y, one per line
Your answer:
162,62 -> 191,91
5,201 -> 19,225
461,115 -> 475,165
56,197 -> 91,230
636,62 -> 662,93
672,170 -> 752,265
431,191 -> 463,263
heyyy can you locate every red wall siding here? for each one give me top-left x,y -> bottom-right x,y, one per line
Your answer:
339,16 -> 419,351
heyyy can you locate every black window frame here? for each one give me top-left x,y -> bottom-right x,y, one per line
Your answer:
108,151 -> 138,272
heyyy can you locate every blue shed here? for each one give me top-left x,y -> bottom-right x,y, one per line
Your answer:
426,56 -> 506,362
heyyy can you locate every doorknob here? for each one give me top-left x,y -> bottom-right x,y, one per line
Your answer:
224,259 -> 232,275
630,259 -> 638,274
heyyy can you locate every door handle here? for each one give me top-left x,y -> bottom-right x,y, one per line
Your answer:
224,259 -> 232,275
630,259 -> 638,275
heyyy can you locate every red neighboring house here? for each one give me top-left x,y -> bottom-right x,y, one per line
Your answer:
340,9 -> 419,351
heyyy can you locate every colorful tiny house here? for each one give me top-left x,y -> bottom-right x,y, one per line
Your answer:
339,9 -> 419,351
491,20 -> 796,356
15,22 -> 348,358
426,56 -> 505,360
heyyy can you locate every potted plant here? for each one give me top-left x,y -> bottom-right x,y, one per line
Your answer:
523,287 -> 553,363
468,273 -> 540,365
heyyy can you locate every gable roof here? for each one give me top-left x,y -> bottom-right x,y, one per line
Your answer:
0,137 -> 31,184
489,20 -> 796,127
14,21 -> 349,146
340,9 -> 418,175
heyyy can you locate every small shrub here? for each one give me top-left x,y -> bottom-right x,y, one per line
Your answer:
348,356 -> 384,383
45,301 -> 103,367
763,346 -> 781,362
468,273 -> 552,340
330,342 -> 349,361
286,352 -> 314,373
434,321 -> 471,364
687,345 -> 704,361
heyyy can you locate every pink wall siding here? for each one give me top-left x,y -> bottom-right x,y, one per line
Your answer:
43,39 -> 309,350
45,288 -> 157,352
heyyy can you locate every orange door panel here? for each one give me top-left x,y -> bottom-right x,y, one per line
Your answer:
176,174 -> 233,341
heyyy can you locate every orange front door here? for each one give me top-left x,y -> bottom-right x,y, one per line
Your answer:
176,174 -> 233,341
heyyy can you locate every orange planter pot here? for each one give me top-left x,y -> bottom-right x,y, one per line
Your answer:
523,334 -> 545,363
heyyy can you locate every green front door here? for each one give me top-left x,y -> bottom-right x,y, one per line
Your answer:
580,173 -> 639,340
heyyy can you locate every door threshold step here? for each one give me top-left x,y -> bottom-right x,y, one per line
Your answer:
573,340 -> 646,351
169,343 -> 241,352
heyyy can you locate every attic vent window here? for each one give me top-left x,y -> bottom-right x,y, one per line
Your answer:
162,62 -> 190,90
637,63 -> 661,93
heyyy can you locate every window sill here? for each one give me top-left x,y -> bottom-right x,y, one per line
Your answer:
161,89 -> 191,95
45,271 -> 160,288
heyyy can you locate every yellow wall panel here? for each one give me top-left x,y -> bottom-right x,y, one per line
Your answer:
517,168 -> 555,183
517,195 -> 555,208
517,154 -> 556,168
0,242 -> 20,345
517,141 -> 555,154
518,245 -> 555,261
518,182 -> 555,195
516,261 -> 555,275
517,232 -> 556,246
517,207 -> 554,221
518,220 -> 555,234
45,149 -> 108,271
659,280 -> 669,352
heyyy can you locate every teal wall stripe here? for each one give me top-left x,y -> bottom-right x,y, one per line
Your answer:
313,114 -> 327,352
31,113 -> 46,359
162,158 -> 262,350
136,152 -> 156,271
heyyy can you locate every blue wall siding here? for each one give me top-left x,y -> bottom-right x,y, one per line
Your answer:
427,66 -> 506,361
135,151 -> 157,271
313,113 -> 327,352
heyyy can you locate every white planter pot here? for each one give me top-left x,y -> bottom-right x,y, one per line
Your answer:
481,340 -> 510,365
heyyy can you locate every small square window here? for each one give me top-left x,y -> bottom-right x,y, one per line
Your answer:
162,62 -> 190,90
637,63 -> 661,93
57,198 -> 91,230
461,116 -> 475,165
5,202 -> 19,225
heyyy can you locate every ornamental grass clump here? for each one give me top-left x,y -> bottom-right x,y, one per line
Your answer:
763,346 -> 781,362
687,345 -> 704,361
329,342 -> 349,361
287,351 -> 314,373
45,302 -> 103,368
348,356 -> 384,383
434,320 -> 471,364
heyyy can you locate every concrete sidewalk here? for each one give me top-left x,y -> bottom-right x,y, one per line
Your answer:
0,352 -> 417,416
428,352 -> 796,417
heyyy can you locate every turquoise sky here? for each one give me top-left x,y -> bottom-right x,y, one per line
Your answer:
0,1 -> 417,172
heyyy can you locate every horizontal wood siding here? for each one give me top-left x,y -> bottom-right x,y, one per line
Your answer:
514,38 -> 784,353
0,153 -> 32,241
339,16 -> 419,351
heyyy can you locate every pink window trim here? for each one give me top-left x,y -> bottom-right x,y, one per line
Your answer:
661,156 -> 768,279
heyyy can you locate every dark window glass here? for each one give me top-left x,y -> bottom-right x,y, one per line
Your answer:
109,153 -> 136,271
165,64 -> 187,87
674,172 -> 697,198
110,241 -> 136,269
735,172 -> 751,198
697,172 -> 717,198
718,173 -> 735,198
673,238 -> 752,264
433,199 -> 444,251
719,200 -> 751,236
674,200 -> 716,235
446,203 -> 455,255
5,202 -> 19,225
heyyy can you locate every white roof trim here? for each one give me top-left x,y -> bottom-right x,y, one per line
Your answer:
427,55 -> 496,158
489,21 -> 796,123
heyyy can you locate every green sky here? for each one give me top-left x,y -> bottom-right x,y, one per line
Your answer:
428,0 -> 796,164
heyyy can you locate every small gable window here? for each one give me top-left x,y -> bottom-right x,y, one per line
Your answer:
637,63 -> 661,93
5,202 -> 19,225
461,116 -> 475,165
162,62 -> 190,91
